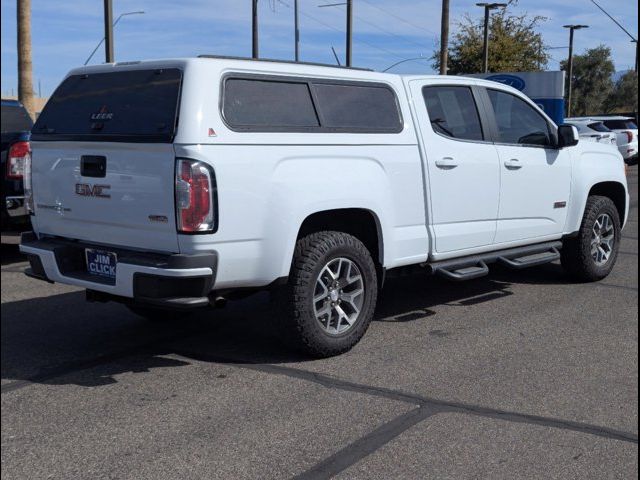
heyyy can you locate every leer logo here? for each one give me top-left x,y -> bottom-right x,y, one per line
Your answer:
90,105 -> 114,121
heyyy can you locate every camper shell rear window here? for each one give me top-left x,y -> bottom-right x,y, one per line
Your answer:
32,68 -> 182,143
222,74 -> 403,133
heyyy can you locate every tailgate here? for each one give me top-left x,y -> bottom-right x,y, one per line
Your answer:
29,67 -> 183,253
31,142 -> 179,252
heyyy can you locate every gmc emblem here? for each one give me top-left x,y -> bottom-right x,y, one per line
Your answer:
75,183 -> 111,198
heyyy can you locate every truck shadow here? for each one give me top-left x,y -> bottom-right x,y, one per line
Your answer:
1,263 -> 575,390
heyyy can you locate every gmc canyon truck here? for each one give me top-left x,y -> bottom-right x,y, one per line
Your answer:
20,58 -> 629,357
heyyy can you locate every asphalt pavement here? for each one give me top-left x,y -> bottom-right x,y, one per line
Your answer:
1,167 -> 638,480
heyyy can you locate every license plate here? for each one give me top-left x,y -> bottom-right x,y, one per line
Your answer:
85,249 -> 117,280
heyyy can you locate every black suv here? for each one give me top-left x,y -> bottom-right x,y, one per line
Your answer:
1,99 -> 33,233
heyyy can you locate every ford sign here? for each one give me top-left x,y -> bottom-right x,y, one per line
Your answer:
486,74 -> 526,91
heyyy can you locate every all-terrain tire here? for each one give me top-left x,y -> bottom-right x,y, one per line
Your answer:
561,195 -> 621,282
277,231 -> 378,358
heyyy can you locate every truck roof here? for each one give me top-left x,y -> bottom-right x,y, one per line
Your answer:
65,56 -> 514,91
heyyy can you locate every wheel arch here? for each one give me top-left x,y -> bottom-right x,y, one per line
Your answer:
588,181 -> 627,226
295,208 -> 384,268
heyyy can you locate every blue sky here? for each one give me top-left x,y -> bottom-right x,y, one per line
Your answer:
1,0 -> 638,97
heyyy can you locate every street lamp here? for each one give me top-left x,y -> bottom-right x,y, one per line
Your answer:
85,10 -> 145,65
563,24 -> 589,117
318,1 -> 353,67
476,3 -> 507,73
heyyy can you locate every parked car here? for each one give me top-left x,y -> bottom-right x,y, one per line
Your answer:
564,119 -> 618,147
569,116 -> 638,164
1,99 -> 32,233
20,58 -> 629,357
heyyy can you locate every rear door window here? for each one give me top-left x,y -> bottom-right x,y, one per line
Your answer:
422,86 -> 484,141
588,122 -> 611,132
603,120 -> 637,130
32,68 -> 182,142
1,104 -> 33,134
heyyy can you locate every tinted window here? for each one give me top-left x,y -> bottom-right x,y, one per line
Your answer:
223,79 -> 319,129
603,119 -> 637,130
1,104 -> 33,134
422,86 -> 484,141
312,83 -> 402,131
488,90 -> 552,146
32,69 -> 182,142
588,122 -> 611,132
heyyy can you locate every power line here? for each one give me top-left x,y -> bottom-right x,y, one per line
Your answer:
588,0 -> 637,41
276,0 -> 407,61
317,1 -> 430,51
360,0 -> 438,36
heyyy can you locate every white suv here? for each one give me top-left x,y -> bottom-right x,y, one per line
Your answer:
570,116 -> 638,163
20,57 -> 629,357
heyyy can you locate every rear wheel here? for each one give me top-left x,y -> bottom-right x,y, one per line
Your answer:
561,196 -> 621,281
278,231 -> 378,358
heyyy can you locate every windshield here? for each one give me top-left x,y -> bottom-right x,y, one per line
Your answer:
32,68 -> 182,142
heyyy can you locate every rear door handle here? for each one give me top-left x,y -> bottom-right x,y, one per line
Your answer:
504,159 -> 522,170
435,157 -> 458,169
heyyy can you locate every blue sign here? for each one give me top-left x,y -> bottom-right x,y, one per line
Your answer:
471,71 -> 566,125
485,74 -> 526,91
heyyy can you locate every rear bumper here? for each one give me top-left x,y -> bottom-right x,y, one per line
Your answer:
19,232 -> 217,309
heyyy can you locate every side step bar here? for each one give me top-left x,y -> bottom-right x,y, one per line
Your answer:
428,241 -> 562,282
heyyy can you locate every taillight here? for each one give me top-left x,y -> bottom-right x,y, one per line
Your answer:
6,141 -> 30,180
175,158 -> 216,233
625,131 -> 634,143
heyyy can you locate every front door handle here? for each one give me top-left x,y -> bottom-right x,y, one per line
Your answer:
435,157 -> 458,169
504,159 -> 523,170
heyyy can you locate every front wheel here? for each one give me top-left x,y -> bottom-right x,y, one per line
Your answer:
561,196 -> 621,282
277,231 -> 378,358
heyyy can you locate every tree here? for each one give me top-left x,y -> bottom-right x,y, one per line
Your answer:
607,71 -> 638,114
432,1 -> 549,75
17,0 -> 35,120
560,45 -> 615,116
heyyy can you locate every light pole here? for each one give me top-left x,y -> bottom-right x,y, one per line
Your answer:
253,0 -> 259,59
440,0 -> 449,75
564,24 -> 589,117
318,1 -> 353,67
294,0 -> 300,62
476,3 -> 507,73
86,9 -> 144,65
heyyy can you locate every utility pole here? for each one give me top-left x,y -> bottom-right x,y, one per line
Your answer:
346,0 -> 353,67
439,0 -> 449,75
477,3 -> 507,73
294,0 -> 300,62
633,39 -> 638,74
17,0 -> 35,119
103,0 -> 114,62
252,0 -> 259,59
564,24 -> 589,117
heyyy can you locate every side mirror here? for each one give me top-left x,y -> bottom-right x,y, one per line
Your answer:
557,124 -> 579,148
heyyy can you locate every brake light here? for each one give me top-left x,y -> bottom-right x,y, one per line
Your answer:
6,141 -> 30,179
625,131 -> 634,143
175,159 -> 216,233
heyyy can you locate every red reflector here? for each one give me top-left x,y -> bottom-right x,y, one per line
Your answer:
7,141 -> 30,180
625,131 -> 634,143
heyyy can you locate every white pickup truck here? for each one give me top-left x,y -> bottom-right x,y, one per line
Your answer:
20,57 -> 629,357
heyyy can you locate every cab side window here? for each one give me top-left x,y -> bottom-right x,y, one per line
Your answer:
422,86 -> 484,141
487,89 -> 553,147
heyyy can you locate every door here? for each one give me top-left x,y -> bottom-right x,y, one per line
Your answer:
411,81 -> 500,253
484,88 -> 572,244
